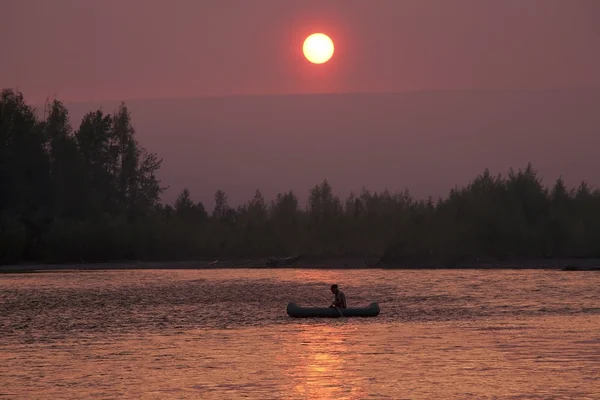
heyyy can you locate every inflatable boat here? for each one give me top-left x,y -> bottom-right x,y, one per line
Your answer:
286,302 -> 380,318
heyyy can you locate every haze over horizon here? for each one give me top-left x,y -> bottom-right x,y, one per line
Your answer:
3,0 -> 600,207
59,88 -> 600,207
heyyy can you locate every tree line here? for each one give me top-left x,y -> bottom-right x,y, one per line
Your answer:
1,88 -> 600,265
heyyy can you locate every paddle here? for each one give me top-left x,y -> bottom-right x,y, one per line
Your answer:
331,304 -> 343,317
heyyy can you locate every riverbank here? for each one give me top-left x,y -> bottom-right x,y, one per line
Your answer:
2,257 -> 600,273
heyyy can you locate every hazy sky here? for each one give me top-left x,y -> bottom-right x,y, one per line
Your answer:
2,0 -> 600,103
2,0 -> 600,205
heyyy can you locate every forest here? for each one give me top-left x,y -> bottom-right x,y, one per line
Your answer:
1,88 -> 600,265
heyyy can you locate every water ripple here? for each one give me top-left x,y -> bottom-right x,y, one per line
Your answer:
0,269 -> 599,398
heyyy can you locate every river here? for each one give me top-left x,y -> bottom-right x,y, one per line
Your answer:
1,269 -> 599,399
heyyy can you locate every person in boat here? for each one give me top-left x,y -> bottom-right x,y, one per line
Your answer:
329,284 -> 347,309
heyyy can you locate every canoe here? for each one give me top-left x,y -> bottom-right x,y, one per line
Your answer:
286,302 -> 380,318
265,255 -> 302,267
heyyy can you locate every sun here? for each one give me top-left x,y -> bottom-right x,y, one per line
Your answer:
303,33 -> 334,64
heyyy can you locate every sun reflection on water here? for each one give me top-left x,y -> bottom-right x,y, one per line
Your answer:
279,323 -> 369,400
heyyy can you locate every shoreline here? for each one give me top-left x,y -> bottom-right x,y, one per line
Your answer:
2,258 -> 600,273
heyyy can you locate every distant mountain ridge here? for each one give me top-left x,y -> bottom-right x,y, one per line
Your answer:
59,88 -> 600,207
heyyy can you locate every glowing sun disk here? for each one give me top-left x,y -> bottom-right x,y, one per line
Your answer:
303,33 -> 334,64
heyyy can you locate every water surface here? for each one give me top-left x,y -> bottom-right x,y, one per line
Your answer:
1,269 -> 599,399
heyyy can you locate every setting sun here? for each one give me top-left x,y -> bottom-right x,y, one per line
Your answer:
303,33 -> 334,64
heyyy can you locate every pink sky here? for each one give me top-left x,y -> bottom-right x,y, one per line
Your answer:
2,1 -> 600,206
2,0 -> 600,103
